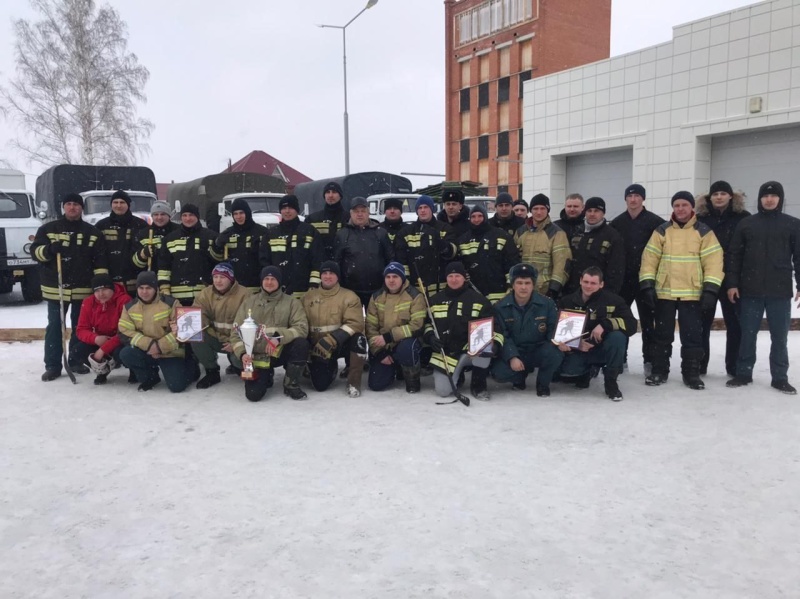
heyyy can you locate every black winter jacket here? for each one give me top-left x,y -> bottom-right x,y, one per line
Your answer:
488,213 -> 526,237
334,220 -> 395,294
557,288 -> 638,341
378,217 -> 407,245
217,216 -> 268,290
95,211 -> 148,292
695,192 -> 750,289
554,209 -> 585,245
437,205 -> 471,238
259,217 -> 323,296
395,218 -> 457,295
457,220 -> 521,303
609,208 -> 665,299
158,222 -> 222,303
306,202 -> 349,261
132,221 -> 178,276
563,220 -> 626,296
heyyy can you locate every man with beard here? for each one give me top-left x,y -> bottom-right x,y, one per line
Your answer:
557,267 -> 637,400
457,204 -> 520,303
190,262 -> 250,389
214,198 -> 268,292
231,266 -> 310,401
303,261 -> 367,397
695,181 -> 750,376
488,192 -> 526,237
306,182 -> 349,261
259,194 -> 322,299
158,203 -> 222,306
95,190 -> 148,293
436,188 -> 471,238
562,197 -> 625,296
378,197 -> 408,245
514,193 -> 571,300
32,193 -> 108,381
424,261 -> 499,401
554,193 -> 585,244
132,201 -> 178,278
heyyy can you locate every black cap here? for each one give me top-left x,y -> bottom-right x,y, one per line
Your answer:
111,190 -> 131,205
671,191 -> 695,208
62,193 -> 84,207
91,274 -> 115,291
495,192 -> 514,205
513,199 -> 528,209
509,263 -> 538,283
230,198 -> 253,220
319,261 -> 340,278
384,197 -> 403,211
279,195 -> 300,212
445,261 -> 467,277
260,265 -> 283,286
323,182 -> 344,198
529,193 -> 550,211
181,203 -> 200,218
350,196 -> 368,209
625,184 -> 646,200
584,197 -> 606,213
709,180 -> 733,196
470,204 -> 488,219
442,189 -> 465,204
758,180 -> 784,201
136,270 -> 158,290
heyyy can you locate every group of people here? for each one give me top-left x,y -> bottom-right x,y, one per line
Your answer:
30,178 -> 800,402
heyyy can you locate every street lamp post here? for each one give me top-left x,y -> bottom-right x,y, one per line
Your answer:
318,0 -> 379,175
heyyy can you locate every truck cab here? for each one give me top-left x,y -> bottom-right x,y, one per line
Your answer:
217,192 -> 287,230
0,184 -> 44,303
81,190 -> 158,226
464,195 -> 496,216
366,194 -> 422,223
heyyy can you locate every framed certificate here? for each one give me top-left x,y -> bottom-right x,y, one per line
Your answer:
468,317 -> 494,356
175,306 -> 204,343
552,309 -> 587,348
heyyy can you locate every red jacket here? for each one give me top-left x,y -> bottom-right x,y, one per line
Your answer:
76,283 -> 132,354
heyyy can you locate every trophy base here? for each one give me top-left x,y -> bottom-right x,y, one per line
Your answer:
241,369 -> 258,381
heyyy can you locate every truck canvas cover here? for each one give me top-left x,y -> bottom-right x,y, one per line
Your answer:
293,172 -> 413,215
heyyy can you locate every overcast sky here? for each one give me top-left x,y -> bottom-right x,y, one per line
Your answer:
0,0 -> 757,191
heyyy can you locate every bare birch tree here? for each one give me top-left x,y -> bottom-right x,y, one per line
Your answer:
0,0 -> 154,167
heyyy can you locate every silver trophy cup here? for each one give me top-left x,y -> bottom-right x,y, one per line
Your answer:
238,309 -> 259,380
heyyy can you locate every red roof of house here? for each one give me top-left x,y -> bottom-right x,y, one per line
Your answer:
156,183 -> 171,202
223,150 -> 312,187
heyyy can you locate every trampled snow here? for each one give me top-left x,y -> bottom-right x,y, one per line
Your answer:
1,302 -> 799,596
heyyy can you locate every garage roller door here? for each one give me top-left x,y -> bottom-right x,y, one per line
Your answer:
565,148 -> 633,217
710,126 -> 800,217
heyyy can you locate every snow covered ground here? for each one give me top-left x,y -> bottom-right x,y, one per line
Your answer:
1,326 -> 799,597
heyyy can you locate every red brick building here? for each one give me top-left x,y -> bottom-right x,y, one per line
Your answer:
445,0 -> 611,198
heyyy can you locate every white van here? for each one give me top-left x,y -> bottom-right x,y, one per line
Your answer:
464,195 -> 496,217
81,190 -> 158,226
217,192 -> 287,230
0,169 -> 44,302
366,193 -> 422,223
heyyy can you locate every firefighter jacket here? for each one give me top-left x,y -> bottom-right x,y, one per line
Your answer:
609,208 -> 665,300
75,283 -> 131,355
557,288 -> 638,341
259,217 -> 322,297
217,222 -> 268,291
563,219 -> 626,296
302,283 -> 365,347
95,211 -> 148,292
639,214 -> 724,301
424,284 -> 500,372
306,201 -> 349,261
457,220 -> 521,303
488,213 -> 526,237
132,221 -> 179,275
493,292 -> 557,361
118,293 -> 184,358
437,205 -> 471,238
231,287 -> 309,369
395,218 -> 457,295
513,216 -> 571,296
158,222 -> 222,302
378,217 -> 407,245
334,220 -> 395,295
31,217 -> 108,302
365,280 -> 426,357
192,281 -> 251,344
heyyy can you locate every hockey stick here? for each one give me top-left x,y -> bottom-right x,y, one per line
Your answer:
147,229 -> 154,270
56,253 -> 77,384
413,266 -> 469,407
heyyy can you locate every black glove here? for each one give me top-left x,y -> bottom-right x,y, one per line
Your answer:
640,287 -> 657,310
311,334 -> 337,360
215,231 -> 233,250
700,291 -> 717,312
545,288 -> 559,300
424,330 -> 444,352
49,241 -> 63,257
139,245 -> 154,260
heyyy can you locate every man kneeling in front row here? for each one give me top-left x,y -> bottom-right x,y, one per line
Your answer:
556,266 -> 638,400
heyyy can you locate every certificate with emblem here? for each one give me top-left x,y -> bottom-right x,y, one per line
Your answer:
175,306 -> 204,342
468,317 -> 494,356
552,310 -> 586,348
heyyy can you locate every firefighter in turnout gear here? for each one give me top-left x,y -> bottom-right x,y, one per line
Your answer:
259,194 -> 323,298
32,193 -> 108,381
157,203 -> 222,306
424,261 -> 500,401
488,192 -> 526,237
95,190 -> 148,293
457,204 -> 521,303
132,201 -> 178,279
214,197 -> 268,292
305,182 -> 350,261
377,197 -> 408,245
302,261 -> 368,396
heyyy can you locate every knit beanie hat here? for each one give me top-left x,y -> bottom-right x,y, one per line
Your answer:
384,197 -> 404,211
758,180 -> 784,202
62,193 -> 84,208
671,191 -> 695,208
445,261 -> 467,277
442,189 -> 465,204
278,195 -> 300,212
230,198 -> 253,219
136,270 -> 158,290
415,195 -> 436,212
150,201 -> 171,216
212,262 -> 235,283
529,193 -> 550,211
513,199 -> 528,210
111,190 -> 131,205
383,261 -> 406,283
584,197 -> 606,213
470,204 -> 488,220
91,274 -> 115,291
509,263 -> 538,283
625,184 -> 646,200
495,192 -> 513,206
709,180 -> 733,196
319,260 -> 341,278
323,182 -> 344,198
260,265 -> 283,286
181,203 -> 200,218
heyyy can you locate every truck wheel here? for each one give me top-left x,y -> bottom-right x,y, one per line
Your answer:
21,268 -> 42,303
0,277 -> 13,294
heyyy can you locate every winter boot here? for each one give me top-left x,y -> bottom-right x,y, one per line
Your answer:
536,384 -> 550,397
196,369 -> 221,389
346,352 -> 365,397
604,368 -> 623,401
726,375 -> 752,388
771,380 -> 797,395
283,363 -> 308,400
681,347 -> 705,390
128,370 -> 138,384
574,372 -> 591,389
402,365 -> 421,394
470,367 -> 490,401
646,344 -> 670,386
225,364 -> 242,376
93,373 -> 108,386
41,369 -> 61,382
70,362 -> 90,375
138,375 -> 161,392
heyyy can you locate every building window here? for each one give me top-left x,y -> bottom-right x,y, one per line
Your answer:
519,70 -> 532,99
478,83 -> 489,108
456,0 -> 536,46
518,184 -> 524,201
497,131 -> 509,156
498,77 -> 510,103
460,88 -> 470,112
478,135 -> 489,159
460,139 -> 470,162
518,129 -> 524,154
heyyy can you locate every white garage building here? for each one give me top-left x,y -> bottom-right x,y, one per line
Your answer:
522,0 -> 800,218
